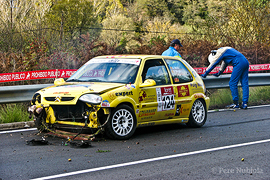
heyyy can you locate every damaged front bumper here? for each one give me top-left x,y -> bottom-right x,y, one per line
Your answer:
28,101 -> 110,141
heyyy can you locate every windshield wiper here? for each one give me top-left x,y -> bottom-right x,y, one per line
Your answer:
66,79 -> 87,82
67,78 -> 104,82
87,79 -> 104,82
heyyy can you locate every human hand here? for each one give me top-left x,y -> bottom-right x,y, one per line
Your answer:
212,71 -> 221,77
201,73 -> 207,78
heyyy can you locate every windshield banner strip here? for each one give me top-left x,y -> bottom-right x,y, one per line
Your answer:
86,58 -> 141,65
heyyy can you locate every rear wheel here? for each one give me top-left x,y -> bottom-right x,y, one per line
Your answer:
186,99 -> 207,127
104,105 -> 137,140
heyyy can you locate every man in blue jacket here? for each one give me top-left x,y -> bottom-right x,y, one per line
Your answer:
162,39 -> 183,58
201,47 -> 249,109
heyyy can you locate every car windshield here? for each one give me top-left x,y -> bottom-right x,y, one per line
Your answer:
67,58 -> 141,84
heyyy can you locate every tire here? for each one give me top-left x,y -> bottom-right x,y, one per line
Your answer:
186,99 -> 207,128
104,105 -> 137,140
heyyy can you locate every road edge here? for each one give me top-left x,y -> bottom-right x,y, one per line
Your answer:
0,121 -> 35,131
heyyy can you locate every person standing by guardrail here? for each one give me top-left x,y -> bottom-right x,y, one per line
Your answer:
162,39 -> 183,58
201,47 -> 249,109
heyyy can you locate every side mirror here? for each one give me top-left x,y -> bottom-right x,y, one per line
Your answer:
139,79 -> 156,88
54,78 -> 65,86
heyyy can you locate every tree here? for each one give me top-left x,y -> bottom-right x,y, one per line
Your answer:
143,0 -> 172,18
45,0 -> 97,46
0,0 -> 52,51
203,0 -> 270,45
142,16 -> 171,43
100,14 -> 136,51
91,0 -> 127,21
182,0 -> 209,31
165,0 -> 185,24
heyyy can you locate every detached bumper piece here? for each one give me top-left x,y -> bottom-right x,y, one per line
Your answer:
45,129 -> 99,141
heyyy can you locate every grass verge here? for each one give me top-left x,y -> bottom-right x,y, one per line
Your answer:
208,86 -> 270,110
0,103 -> 31,124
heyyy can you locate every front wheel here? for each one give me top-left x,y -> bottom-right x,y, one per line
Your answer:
104,105 -> 137,140
186,99 -> 207,127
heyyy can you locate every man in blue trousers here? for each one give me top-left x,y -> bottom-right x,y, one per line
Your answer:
162,39 -> 183,58
201,47 -> 249,109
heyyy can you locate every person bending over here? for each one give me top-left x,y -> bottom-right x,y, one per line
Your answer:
201,47 -> 249,109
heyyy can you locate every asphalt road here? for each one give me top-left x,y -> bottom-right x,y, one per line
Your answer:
1,105 -> 270,180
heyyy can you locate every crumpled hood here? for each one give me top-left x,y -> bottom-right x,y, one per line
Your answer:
39,82 -> 124,96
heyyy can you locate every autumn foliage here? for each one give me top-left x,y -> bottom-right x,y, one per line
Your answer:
1,35 -> 270,86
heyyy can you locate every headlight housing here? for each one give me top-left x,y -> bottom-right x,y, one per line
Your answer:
79,94 -> 102,105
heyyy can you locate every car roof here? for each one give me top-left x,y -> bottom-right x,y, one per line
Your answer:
93,54 -> 182,61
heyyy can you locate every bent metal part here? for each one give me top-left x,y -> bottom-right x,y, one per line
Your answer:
28,104 -> 110,141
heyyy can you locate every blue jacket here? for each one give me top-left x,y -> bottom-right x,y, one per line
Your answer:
162,47 -> 182,58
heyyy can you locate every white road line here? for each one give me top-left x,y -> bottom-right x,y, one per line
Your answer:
248,104 -> 270,108
0,128 -> 37,134
208,104 -> 270,113
31,138 -> 270,180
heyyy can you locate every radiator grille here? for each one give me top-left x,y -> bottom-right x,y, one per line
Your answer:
51,101 -> 89,122
45,97 -> 75,101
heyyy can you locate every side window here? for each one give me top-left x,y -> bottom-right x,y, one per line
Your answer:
142,59 -> 171,86
165,59 -> 193,83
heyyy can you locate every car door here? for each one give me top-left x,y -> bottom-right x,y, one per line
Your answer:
164,58 -> 194,119
138,59 -> 176,122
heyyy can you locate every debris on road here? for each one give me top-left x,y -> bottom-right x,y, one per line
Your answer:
69,140 -> 92,148
26,138 -> 49,145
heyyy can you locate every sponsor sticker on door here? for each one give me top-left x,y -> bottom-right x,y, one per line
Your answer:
177,85 -> 190,97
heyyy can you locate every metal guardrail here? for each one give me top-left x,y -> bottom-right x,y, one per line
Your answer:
203,73 -> 270,89
0,73 -> 270,104
0,84 -> 52,104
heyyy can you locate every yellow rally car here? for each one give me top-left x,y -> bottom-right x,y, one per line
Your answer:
28,55 -> 210,140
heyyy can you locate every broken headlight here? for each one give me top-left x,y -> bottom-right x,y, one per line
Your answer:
79,94 -> 102,105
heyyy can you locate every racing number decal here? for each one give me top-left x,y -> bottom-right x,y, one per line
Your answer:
156,86 -> 175,111
162,95 -> 174,110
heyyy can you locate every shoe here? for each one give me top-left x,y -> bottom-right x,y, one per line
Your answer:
240,103 -> 248,109
226,103 -> 239,108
